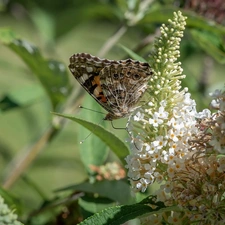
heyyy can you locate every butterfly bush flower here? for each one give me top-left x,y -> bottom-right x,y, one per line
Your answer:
0,195 -> 23,225
126,11 -> 225,224
89,162 -> 126,181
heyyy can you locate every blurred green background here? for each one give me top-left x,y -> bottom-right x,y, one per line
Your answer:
0,0 -> 225,224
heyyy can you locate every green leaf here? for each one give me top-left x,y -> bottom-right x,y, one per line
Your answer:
0,27 -> 19,43
116,0 -> 129,13
78,197 -> 167,225
0,187 -> 22,215
52,112 -> 129,165
56,180 -> 133,204
77,95 -> 110,173
0,84 -> 45,111
186,12 -> 225,36
79,195 -> 116,214
0,28 -> 72,109
190,29 -> 225,64
119,45 -> 147,62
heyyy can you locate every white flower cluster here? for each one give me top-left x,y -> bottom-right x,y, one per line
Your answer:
126,90 -> 210,193
124,10 -> 225,225
126,87 -> 225,224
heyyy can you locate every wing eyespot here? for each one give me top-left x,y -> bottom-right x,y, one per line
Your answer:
113,73 -> 119,80
127,71 -> 131,76
133,73 -> 141,80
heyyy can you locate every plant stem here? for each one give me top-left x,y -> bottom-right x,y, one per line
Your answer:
3,126 -> 56,189
3,88 -> 84,189
97,25 -> 127,58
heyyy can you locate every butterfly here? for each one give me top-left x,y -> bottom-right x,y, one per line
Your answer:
68,53 -> 153,121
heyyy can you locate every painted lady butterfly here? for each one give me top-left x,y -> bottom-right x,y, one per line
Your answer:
69,53 -> 153,121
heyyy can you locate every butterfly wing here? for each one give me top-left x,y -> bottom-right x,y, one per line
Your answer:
69,53 -> 116,113
69,53 -> 153,121
99,59 -> 153,120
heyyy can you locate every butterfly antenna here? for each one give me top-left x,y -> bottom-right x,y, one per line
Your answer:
125,118 -> 140,150
78,105 -> 107,144
79,106 -> 105,115
80,132 -> 92,144
125,128 -> 140,150
79,119 -> 104,144
110,120 -> 139,150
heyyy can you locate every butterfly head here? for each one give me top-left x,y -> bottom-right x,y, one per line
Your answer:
104,112 -> 126,121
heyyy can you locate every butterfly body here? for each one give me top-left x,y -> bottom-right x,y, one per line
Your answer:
69,53 -> 153,121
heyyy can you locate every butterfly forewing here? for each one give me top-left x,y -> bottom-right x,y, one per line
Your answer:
69,53 -> 112,112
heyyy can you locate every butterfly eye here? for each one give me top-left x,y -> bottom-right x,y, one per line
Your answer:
113,73 -> 119,80
133,74 -> 141,80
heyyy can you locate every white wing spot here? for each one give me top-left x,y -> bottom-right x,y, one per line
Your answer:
86,67 -> 93,73
83,73 -> 89,81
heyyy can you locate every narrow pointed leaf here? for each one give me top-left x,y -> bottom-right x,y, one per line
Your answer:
119,45 -> 146,62
77,96 -> 109,172
52,112 -> 129,164
190,29 -> 225,63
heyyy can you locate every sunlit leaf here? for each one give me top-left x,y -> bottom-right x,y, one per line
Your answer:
0,28 -> 72,109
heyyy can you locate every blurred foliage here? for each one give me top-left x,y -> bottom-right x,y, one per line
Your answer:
0,0 -> 224,224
